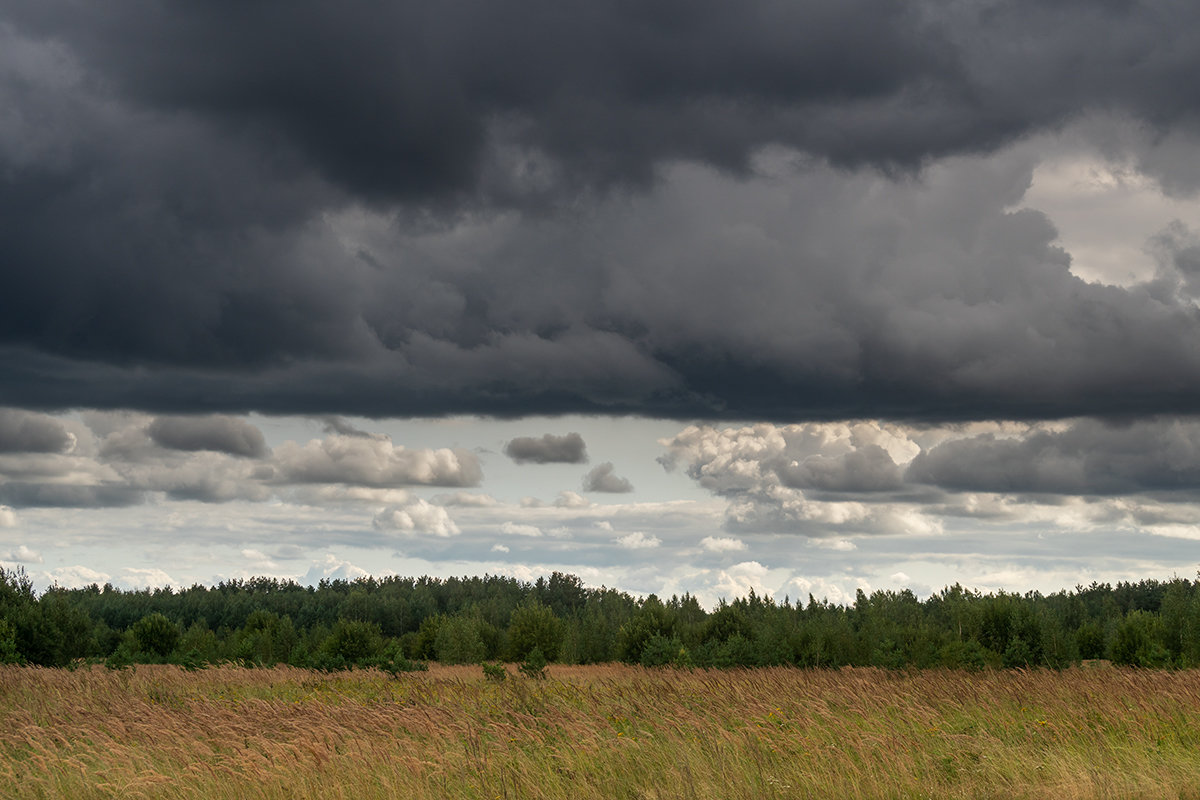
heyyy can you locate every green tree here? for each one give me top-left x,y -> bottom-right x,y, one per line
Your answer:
322,619 -> 383,664
131,612 -> 181,659
506,599 -> 563,661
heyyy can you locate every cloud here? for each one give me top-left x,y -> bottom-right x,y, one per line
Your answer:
433,491 -> 500,507
615,531 -> 660,549
554,491 -> 590,508
0,506 -> 14,527
273,435 -> 482,487
301,554 -> 369,585
147,415 -> 268,458
504,432 -> 588,464
583,462 -> 634,493
906,417 -> 1200,496
1,545 -> 41,563
372,499 -> 460,537
4,8 -> 1200,423
500,522 -> 543,537
45,565 -> 111,589
0,409 -> 75,454
700,536 -> 747,553
0,483 -> 144,508
314,416 -> 380,439
120,568 -> 175,590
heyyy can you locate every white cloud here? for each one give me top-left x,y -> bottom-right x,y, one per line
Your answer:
700,535 -> 746,553
274,434 -> 482,487
240,549 -> 278,569
615,531 -> 661,549
491,544 -> 510,553
301,554 -> 369,585
433,491 -> 499,507
807,538 -> 857,552
45,565 -> 110,589
500,521 -> 543,537
1,545 -> 41,563
373,499 -> 460,537
120,567 -> 175,590
554,490 -> 590,508
0,505 -> 15,527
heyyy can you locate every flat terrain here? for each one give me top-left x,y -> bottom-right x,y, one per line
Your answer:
3,664 -> 1200,799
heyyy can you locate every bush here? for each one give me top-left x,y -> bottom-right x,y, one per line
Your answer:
482,662 -> 507,681
519,646 -> 548,679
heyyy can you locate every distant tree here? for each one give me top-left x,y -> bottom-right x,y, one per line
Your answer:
131,612 -> 180,659
507,600 -> 563,661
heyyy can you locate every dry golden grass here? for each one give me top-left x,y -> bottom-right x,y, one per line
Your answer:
3,663 -> 1200,799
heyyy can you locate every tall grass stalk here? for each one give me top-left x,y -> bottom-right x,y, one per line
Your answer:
3,664 -> 1200,799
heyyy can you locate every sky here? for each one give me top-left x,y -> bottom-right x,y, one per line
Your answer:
4,0 -> 1200,606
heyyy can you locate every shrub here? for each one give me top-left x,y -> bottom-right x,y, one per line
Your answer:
519,646 -> 548,679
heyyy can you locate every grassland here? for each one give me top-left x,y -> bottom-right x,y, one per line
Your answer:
3,663 -> 1200,799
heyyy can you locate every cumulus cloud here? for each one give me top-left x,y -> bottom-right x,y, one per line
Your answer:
301,555 -> 369,585
906,417 -> 1200,496
700,536 -> 747,553
554,490 -> 590,508
46,565 -> 111,589
0,409 -> 75,453
1,545 -> 41,563
147,415 -> 269,458
500,522 -> 543,537
120,568 -> 175,590
372,499 -> 460,537
273,435 -> 482,487
583,462 -> 634,493
504,433 -> 588,464
615,531 -> 660,549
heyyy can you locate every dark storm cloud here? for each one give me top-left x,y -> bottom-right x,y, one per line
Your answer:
583,462 -> 634,493
906,418 -> 1200,496
0,409 -> 74,453
147,416 -> 268,458
6,2 -> 1200,420
504,433 -> 588,464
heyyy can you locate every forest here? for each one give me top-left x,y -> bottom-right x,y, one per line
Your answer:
2,567 -> 1198,671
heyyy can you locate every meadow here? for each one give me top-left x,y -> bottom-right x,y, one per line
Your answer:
3,663 -> 1200,799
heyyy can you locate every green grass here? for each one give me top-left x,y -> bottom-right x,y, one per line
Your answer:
3,663 -> 1200,798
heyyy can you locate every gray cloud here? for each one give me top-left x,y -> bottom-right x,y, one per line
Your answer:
906,418 -> 1200,496
583,462 -> 634,493
273,435 -> 482,487
0,409 -> 75,453
147,415 -> 268,458
504,432 -> 588,464
0,482 -> 143,508
5,4 -> 1200,422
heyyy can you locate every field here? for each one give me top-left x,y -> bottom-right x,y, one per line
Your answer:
3,664 -> 1200,799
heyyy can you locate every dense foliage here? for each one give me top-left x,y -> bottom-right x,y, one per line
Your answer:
2,567 -> 1199,670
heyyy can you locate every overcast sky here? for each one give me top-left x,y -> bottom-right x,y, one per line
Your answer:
4,1 -> 1200,605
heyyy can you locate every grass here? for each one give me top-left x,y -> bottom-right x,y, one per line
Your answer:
3,663 -> 1200,798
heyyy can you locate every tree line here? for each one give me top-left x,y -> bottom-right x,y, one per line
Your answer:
2,567 -> 1198,670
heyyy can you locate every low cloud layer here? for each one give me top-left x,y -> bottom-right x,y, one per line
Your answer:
504,433 -> 588,464
663,418 -> 1200,537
